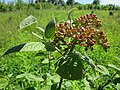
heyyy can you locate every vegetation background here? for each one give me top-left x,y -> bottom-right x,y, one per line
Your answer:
0,0 -> 120,90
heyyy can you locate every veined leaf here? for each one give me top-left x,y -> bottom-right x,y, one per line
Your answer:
45,18 -> 56,39
56,52 -> 83,80
18,15 -> 37,31
20,42 -> 46,51
2,42 -> 46,56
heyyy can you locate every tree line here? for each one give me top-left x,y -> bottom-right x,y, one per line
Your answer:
0,0 -> 120,12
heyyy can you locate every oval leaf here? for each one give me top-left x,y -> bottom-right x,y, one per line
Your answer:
18,15 -> 37,31
56,52 -> 83,80
3,43 -> 26,56
2,42 -> 46,56
45,18 -> 56,39
95,65 -> 109,75
0,78 -> 8,89
20,42 -> 46,51
25,73 -> 44,82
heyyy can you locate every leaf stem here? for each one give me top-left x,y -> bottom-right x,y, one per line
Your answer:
99,71 -> 118,90
48,52 -> 51,73
57,78 -> 63,90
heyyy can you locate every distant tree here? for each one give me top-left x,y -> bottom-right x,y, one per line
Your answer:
8,1 -> 14,11
66,0 -> 74,5
35,0 -> 46,3
15,0 -> 24,10
58,0 -> 65,6
29,0 -> 34,4
93,0 -> 100,5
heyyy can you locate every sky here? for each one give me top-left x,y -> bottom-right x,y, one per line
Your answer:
3,0 -> 120,6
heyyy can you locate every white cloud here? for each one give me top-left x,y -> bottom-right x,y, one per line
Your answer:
101,0 -> 120,5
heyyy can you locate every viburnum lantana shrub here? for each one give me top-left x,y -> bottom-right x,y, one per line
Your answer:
1,9 -> 111,90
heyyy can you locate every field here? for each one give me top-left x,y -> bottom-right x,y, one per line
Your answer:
0,9 -> 120,90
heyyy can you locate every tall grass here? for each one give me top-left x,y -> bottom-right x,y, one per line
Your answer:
0,9 -> 120,89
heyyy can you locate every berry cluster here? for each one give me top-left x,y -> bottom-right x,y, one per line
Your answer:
54,14 -> 110,51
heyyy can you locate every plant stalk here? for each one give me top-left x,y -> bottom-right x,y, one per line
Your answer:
48,52 -> 51,73
99,71 -> 118,90
57,78 -> 63,90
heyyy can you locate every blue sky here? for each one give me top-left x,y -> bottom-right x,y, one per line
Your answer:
4,0 -> 120,5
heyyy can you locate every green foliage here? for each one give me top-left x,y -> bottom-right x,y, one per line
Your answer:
93,0 -> 100,5
66,0 -> 75,5
0,9 -> 120,90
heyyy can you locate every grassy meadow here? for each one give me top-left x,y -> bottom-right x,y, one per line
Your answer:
0,9 -> 120,89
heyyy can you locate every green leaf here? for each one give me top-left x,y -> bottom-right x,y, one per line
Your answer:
109,64 -> 120,72
83,78 -> 92,90
18,15 -> 37,31
52,51 -> 62,59
56,52 -> 83,80
68,8 -> 78,20
51,75 -> 60,83
3,43 -> 26,56
65,81 -> 72,87
0,78 -> 8,89
45,18 -> 56,39
44,42 -> 55,51
95,65 -> 109,75
113,77 -> 120,85
46,79 -> 52,85
25,73 -> 44,82
3,42 -> 46,56
44,73 -> 52,85
41,86 -> 51,90
16,73 -> 25,79
20,42 -> 46,51
41,59 -> 49,64
16,73 -> 44,82
116,83 -> 120,90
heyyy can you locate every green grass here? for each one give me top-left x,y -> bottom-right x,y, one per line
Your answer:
0,9 -> 120,90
